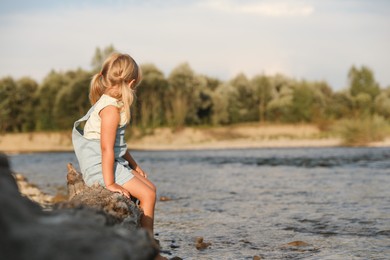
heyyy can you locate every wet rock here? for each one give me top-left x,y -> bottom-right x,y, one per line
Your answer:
195,236 -> 211,250
0,154 -> 158,260
280,240 -> 319,253
284,240 -> 310,247
160,196 -> 172,201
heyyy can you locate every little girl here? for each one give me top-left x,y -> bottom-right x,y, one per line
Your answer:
72,53 -> 159,241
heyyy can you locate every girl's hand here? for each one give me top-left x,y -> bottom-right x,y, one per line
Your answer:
134,165 -> 148,178
106,183 -> 130,198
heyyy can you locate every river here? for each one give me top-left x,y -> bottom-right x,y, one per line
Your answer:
9,147 -> 390,259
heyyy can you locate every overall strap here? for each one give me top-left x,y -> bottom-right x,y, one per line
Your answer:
74,105 -> 96,128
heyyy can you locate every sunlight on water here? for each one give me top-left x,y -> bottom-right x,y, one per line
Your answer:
10,147 -> 390,259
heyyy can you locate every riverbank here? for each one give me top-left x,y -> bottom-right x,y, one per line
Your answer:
14,173 -> 55,206
1,123 -> 390,154
1,154 -> 159,260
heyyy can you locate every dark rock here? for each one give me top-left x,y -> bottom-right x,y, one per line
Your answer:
0,153 -> 19,191
0,154 -> 158,260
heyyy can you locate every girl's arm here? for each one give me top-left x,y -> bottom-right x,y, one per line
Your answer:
124,150 -> 148,178
100,106 -> 130,198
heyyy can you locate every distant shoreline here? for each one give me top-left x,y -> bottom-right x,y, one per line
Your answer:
1,139 -> 342,155
2,124 -> 390,155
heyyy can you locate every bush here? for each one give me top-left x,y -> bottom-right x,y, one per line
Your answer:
334,115 -> 390,146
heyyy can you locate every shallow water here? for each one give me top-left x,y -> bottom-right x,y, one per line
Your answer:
9,147 -> 390,259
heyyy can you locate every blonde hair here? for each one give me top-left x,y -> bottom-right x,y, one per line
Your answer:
89,53 -> 142,123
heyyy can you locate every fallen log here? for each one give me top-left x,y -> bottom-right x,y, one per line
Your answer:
59,163 -> 143,229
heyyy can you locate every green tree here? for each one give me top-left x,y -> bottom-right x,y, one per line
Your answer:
230,73 -> 256,123
36,71 -> 70,130
290,81 -> 330,123
349,65 -> 380,99
290,82 -> 315,122
91,45 -> 116,72
0,77 -> 39,132
348,65 -> 380,116
251,75 -> 273,123
328,91 -> 354,119
15,77 -> 39,131
314,81 -> 334,119
374,87 -> 390,118
266,75 -> 294,122
166,63 -> 200,127
135,64 -> 168,128
194,75 -> 217,125
0,77 -> 17,132
352,92 -> 372,117
211,83 -> 238,125
53,69 -> 92,129
202,75 -> 220,91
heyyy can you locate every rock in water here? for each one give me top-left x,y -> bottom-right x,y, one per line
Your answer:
0,154 -> 158,260
195,236 -> 212,250
284,241 -> 310,247
159,196 -> 172,202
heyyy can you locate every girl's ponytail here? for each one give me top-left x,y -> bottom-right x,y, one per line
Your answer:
89,72 -> 106,105
120,81 -> 134,123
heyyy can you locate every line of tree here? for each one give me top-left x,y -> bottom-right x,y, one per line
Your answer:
1,46 -> 389,133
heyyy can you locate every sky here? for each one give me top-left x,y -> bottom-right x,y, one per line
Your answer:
0,0 -> 389,90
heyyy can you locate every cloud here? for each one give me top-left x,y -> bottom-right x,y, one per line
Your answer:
0,0 -> 389,90
199,0 -> 314,17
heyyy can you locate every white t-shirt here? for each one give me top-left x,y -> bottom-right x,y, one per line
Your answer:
83,94 -> 127,140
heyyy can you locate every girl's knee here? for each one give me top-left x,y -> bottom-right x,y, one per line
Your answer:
143,178 -> 156,192
123,177 -> 156,203
143,187 -> 156,203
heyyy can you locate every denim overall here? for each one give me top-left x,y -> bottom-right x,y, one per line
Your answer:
72,105 -> 133,186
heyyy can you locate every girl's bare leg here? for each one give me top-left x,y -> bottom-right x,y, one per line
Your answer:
123,177 -> 167,259
123,176 -> 156,235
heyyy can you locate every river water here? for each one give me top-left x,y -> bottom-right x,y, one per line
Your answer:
9,147 -> 390,259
